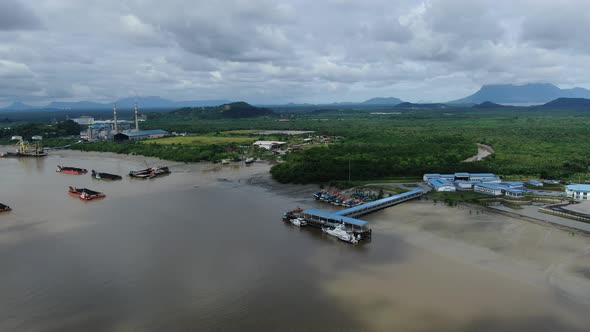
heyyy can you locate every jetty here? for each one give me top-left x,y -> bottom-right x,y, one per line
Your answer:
293,189 -> 424,241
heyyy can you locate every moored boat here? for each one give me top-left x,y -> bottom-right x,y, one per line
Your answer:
290,217 -> 307,227
129,166 -> 171,179
91,170 -> 122,181
244,157 -> 255,164
68,186 -> 106,201
283,207 -> 303,222
322,224 -> 359,244
57,165 -> 88,175
0,203 -> 11,212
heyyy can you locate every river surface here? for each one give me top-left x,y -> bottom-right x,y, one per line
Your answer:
1,151 -> 590,332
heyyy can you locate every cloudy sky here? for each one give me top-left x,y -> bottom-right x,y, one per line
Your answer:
0,0 -> 588,105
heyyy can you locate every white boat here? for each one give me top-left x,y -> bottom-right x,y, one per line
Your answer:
244,157 -> 255,164
290,217 -> 307,226
221,159 -> 230,165
323,224 -> 359,244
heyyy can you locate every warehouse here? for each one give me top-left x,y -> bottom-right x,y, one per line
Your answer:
113,129 -> 168,141
428,178 -> 456,192
474,183 -> 503,196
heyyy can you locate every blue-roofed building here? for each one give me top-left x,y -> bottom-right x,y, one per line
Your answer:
565,184 -> 590,201
529,179 -> 544,187
474,183 -> 503,196
469,173 -> 497,181
480,177 -> 502,184
499,181 -> 525,189
423,173 -> 441,181
428,178 -> 456,192
454,172 -> 470,180
505,188 -> 525,198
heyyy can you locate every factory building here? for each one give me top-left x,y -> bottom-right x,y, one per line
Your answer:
474,183 -> 503,196
113,129 -> 169,142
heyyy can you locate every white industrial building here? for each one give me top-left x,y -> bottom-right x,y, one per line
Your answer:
252,141 -> 286,150
565,184 -> 590,201
474,183 -> 503,196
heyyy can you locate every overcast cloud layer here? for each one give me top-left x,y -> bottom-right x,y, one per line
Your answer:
1,0 -> 589,105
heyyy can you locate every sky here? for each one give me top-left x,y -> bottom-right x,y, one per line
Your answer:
1,0 -> 589,106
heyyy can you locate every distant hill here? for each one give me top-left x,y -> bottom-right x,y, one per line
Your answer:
539,98 -> 590,108
472,101 -> 508,109
0,96 -> 232,111
1,102 -> 35,111
47,101 -> 110,110
362,97 -> 403,105
394,102 -> 448,109
450,83 -> 590,104
169,101 -> 275,119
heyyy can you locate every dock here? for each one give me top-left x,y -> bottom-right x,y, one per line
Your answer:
295,189 -> 424,241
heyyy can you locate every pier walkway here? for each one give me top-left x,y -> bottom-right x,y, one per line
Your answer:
300,189 -> 424,240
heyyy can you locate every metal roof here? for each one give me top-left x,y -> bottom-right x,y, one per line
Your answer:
122,129 -> 168,137
454,172 -> 470,177
303,209 -> 368,226
334,189 -> 424,216
566,184 -> 590,192
475,183 -> 503,191
469,173 -> 497,177
428,178 -> 454,188
505,188 -> 525,193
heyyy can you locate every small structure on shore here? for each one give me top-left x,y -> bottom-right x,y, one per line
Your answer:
565,184 -> 590,201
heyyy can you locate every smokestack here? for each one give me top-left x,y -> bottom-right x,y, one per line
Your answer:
134,102 -> 139,131
113,102 -> 118,133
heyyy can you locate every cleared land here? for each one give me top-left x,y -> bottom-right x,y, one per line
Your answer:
144,136 -> 256,145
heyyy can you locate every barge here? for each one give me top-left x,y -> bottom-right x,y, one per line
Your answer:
0,203 -> 11,212
91,170 -> 122,181
68,186 -> 106,201
57,165 -> 88,175
129,166 -> 171,179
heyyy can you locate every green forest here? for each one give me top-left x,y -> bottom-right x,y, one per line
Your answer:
3,106 -> 590,184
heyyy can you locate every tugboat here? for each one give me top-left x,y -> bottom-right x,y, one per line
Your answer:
91,170 -> 122,181
0,203 -> 11,213
57,165 -> 88,175
68,186 -> 106,201
129,166 -> 171,179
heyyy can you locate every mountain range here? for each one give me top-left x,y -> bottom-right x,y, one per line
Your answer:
450,83 -> 590,104
3,83 -> 590,111
0,97 -> 233,111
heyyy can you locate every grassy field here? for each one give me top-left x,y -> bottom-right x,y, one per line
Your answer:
143,135 -> 256,145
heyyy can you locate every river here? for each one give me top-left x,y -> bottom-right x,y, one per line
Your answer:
1,151 -> 589,331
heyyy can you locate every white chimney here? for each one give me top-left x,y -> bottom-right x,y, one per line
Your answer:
113,102 -> 118,133
134,102 -> 139,131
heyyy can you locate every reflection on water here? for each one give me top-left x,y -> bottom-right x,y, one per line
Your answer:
0,152 -> 589,332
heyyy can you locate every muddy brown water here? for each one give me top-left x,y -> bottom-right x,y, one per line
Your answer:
1,151 -> 589,332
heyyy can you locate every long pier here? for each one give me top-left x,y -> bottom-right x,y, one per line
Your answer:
297,189 -> 424,240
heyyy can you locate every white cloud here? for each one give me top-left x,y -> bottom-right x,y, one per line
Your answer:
1,0 -> 590,104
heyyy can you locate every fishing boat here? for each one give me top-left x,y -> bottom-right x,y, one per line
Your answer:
129,166 -> 171,179
57,165 -> 88,175
91,170 -> 122,181
0,203 -> 11,212
221,159 -> 230,165
244,157 -> 255,165
283,207 -> 303,222
68,186 -> 106,201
